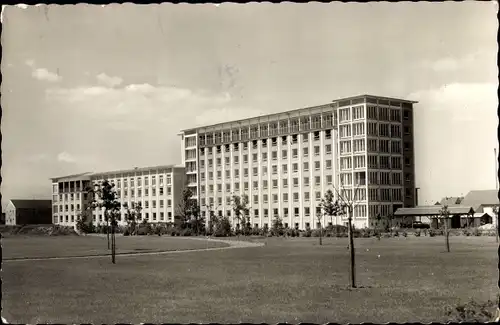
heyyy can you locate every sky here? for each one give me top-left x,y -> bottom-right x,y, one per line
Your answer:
1,2 -> 498,209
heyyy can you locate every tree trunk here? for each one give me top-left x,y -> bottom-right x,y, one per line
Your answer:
106,218 -> 110,250
444,217 -> 450,252
347,209 -> 356,288
319,225 -> 323,246
111,221 -> 116,264
496,214 -> 499,243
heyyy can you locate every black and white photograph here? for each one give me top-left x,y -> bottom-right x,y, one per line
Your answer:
1,2 -> 498,324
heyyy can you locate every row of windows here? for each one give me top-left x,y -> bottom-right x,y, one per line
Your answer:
200,204 -> 369,219
199,136 -> 331,159
104,175 -> 172,188
199,131 -> 333,153
201,144 -> 333,167
199,119 -> 335,146
118,187 -> 172,198
54,192 -> 89,202
201,174 -> 335,194
201,160 -> 334,181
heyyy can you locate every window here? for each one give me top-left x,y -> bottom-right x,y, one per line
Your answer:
305,207 -> 310,216
262,166 -> 268,175
253,167 -> 258,176
313,131 -> 320,141
391,157 -> 402,169
283,179 -> 288,188
380,156 -> 390,169
263,209 -> 269,218
353,139 -> 365,152
234,169 -> 239,178
145,201 -> 149,208
282,150 -> 288,159
226,183 -> 231,192
391,141 -> 401,154
304,192 -> 310,201
225,170 -> 231,178
314,146 -> 320,156
340,157 -> 352,170
272,165 -> 278,175
293,178 -> 299,187
325,144 -> 332,154
314,161 -> 320,171
262,152 -> 268,162
292,149 -> 298,158
234,156 -> 239,164
263,180 -> 268,190
339,107 -> 351,122
326,175 -> 333,185
272,179 -> 278,188
303,147 -> 309,157
326,160 -> 332,169
303,162 -> 309,171
315,192 -> 322,200
293,192 -> 299,202
303,133 -> 309,142
273,194 -> 278,203
292,163 -> 298,173
379,124 -> 390,137
352,105 -> 364,119
354,156 -> 366,168
243,154 -> 248,163
353,122 -> 365,136
244,168 -> 249,177
283,193 -> 288,202
244,182 -> 249,191
271,151 -> 277,161
283,208 -> 289,217
253,181 -> 259,189
253,153 -> 258,162
294,208 -> 300,217
304,177 -> 310,186
379,140 -> 390,153
340,140 -> 351,154
253,195 -> 259,204
254,209 -> 259,217
282,164 -> 288,174
315,176 -> 321,186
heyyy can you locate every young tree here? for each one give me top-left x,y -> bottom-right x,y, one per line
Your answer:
75,209 -> 92,234
232,194 -> 250,236
316,211 -> 324,245
271,215 -> 284,237
124,202 -> 142,235
439,205 -> 451,252
319,190 -> 342,237
493,205 -> 499,243
175,188 -> 202,233
88,180 -> 121,264
331,183 -> 363,288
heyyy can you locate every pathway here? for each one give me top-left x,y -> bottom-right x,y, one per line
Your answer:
3,236 -> 264,263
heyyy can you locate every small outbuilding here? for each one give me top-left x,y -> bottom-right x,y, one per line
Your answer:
5,199 -> 53,225
394,205 -> 475,229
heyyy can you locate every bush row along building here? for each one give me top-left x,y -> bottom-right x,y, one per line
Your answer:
50,94 -> 418,229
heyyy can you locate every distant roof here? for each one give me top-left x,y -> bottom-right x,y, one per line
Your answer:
91,164 -> 182,177
180,94 -> 418,133
50,172 -> 93,181
461,190 -> 499,211
439,196 -> 464,206
9,199 -> 52,210
394,205 -> 474,216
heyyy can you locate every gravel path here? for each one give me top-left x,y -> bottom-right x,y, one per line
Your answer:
3,236 -> 264,262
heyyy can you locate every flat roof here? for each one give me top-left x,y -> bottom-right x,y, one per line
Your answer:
91,164 -> 183,177
180,94 -> 418,133
51,164 -> 184,181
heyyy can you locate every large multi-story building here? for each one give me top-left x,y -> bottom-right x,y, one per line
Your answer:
50,165 -> 185,227
179,95 -> 417,229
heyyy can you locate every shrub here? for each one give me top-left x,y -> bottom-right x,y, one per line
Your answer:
393,230 -> 399,237
462,228 -> 471,236
311,229 -> 322,237
383,233 -> 391,238
402,231 -> 408,237
414,230 -> 421,237
429,229 -> 436,237
446,297 -> 498,323
181,228 -> 192,236
472,227 -> 481,236
301,230 -> 312,237
423,229 -> 428,236
123,229 -> 130,236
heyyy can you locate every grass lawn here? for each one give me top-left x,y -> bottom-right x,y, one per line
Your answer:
2,235 -> 229,259
2,235 -> 498,323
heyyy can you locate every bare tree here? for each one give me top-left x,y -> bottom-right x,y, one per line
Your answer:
438,205 -> 451,252
331,178 -> 364,288
232,194 -> 250,236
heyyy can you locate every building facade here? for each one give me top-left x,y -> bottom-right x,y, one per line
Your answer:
180,95 -> 417,229
5,199 -> 53,225
51,165 -> 186,227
